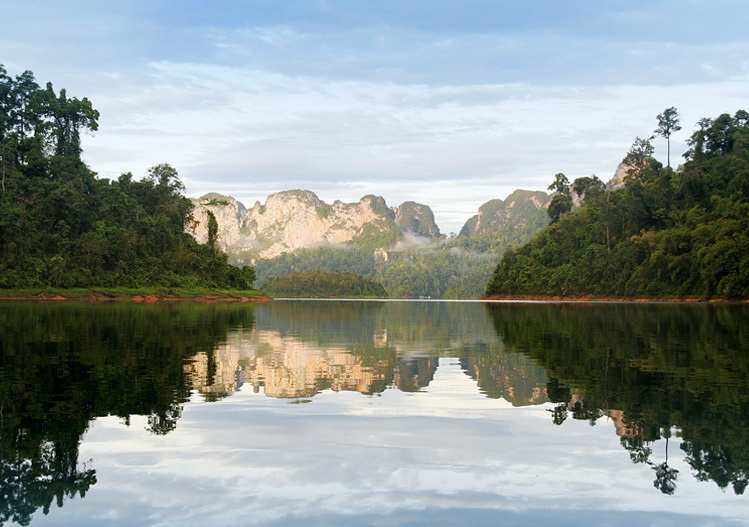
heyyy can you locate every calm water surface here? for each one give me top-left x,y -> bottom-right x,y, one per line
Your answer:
1,300 -> 747,526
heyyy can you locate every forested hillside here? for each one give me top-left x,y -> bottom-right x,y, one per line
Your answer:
255,244 -> 496,299
262,270 -> 388,298
255,191 -> 550,299
486,110 -> 749,299
0,66 -> 255,290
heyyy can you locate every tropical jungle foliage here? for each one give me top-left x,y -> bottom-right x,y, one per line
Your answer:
0,65 -> 255,290
486,109 -> 749,299
261,270 -> 388,298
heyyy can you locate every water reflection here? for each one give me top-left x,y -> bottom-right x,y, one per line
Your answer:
485,302 -> 749,496
1,300 -> 747,526
187,301 -> 547,404
0,302 -> 256,525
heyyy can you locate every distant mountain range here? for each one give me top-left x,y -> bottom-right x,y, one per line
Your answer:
185,162 -> 633,298
188,187 -> 552,262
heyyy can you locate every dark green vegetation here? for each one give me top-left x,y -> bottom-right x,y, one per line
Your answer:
255,244 -> 497,299
0,66 -> 255,291
0,286 -> 263,300
0,302 -> 257,525
486,302 -> 749,495
255,190 -> 549,299
487,109 -> 749,299
261,270 -> 388,298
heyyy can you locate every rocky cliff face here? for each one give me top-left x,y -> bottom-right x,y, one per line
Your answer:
608,161 -> 633,190
393,201 -> 441,238
189,193 -> 247,251
190,190 -> 440,261
243,191 -> 403,259
191,187 -> 558,261
459,189 -> 551,238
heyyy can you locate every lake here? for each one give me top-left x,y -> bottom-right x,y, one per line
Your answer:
1,299 -> 747,526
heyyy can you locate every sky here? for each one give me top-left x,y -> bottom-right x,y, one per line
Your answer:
3,1 -> 748,234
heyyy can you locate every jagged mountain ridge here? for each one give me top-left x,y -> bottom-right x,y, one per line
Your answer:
190,190 -> 439,261
189,188 -> 556,261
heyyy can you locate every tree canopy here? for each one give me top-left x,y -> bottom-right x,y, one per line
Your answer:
261,270 -> 388,298
0,66 -> 255,290
486,109 -> 749,299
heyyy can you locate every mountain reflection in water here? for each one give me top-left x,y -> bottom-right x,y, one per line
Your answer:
0,300 -> 747,526
186,301 -> 547,405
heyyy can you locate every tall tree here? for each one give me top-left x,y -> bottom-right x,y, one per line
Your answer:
654,107 -> 681,168
548,172 -> 570,194
624,136 -> 655,179
547,173 -> 572,224
572,175 -> 604,202
32,82 -> 99,158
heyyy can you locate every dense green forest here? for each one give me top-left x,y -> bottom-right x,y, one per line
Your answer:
261,270 -> 388,298
0,66 -> 255,290
255,206 -> 548,299
486,109 -> 749,299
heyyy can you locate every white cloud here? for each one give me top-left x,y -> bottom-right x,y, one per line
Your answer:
79,59 -> 748,233
4,2 -> 749,234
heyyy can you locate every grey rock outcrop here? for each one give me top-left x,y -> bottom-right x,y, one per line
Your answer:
392,201 -> 441,238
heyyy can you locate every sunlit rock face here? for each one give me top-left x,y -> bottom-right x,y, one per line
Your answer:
243,191 -> 396,259
459,189 -> 551,238
189,190 -> 411,260
189,193 -> 247,250
609,161 -> 634,190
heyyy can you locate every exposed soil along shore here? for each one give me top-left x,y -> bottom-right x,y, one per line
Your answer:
481,294 -> 748,303
0,291 -> 272,303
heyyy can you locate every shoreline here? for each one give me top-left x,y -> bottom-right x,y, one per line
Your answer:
480,294 -> 748,303
0,289 -> 272,303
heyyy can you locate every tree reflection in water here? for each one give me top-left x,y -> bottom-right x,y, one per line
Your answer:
0,302 -> 257,525
1,300 -> 747,526
485,302 -> 749,495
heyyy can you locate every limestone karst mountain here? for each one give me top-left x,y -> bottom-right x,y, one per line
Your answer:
186,165 -> 628,298
189,190 -> 440,260
190,192 -> 247,250
393,201 -> 441,238
459,189 -> 551,240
